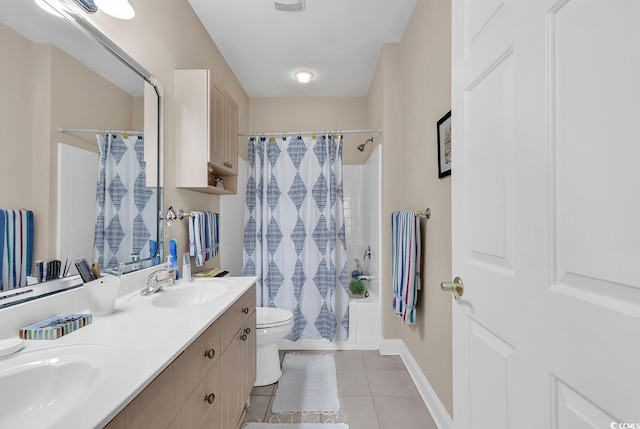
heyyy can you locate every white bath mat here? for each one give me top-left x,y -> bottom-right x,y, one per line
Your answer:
271,353 -> 340,414
243,424 -> 348,429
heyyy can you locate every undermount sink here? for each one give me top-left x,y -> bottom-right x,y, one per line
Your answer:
130,278 -> 233,308
0,344 -> 123,428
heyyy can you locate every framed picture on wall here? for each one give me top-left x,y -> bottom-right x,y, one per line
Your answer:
437,110 -> 452,178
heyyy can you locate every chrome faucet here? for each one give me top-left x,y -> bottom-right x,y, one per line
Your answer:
140,266 -> 175,296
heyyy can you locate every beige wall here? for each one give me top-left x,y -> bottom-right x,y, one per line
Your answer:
1,23 -> 138,262
0,23 -> 35,212
81,0 -> 250,271
249,97 -> 371,165
372,0 -> 453,415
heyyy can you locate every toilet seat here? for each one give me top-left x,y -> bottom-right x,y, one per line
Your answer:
256,307 -> 294,329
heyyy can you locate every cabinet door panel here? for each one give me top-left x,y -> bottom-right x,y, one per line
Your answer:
210,80 -> 225,167
105,364 -> 178,429
168,358 -> 221,429
221,329 -> 243,429
241,310 -> 256,401
224,97 -> 238,175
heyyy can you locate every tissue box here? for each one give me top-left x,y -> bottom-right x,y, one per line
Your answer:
19,313 -> 92,340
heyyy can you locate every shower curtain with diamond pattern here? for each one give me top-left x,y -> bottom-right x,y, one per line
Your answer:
243,135 -> 349,341
93,134 -> 157,270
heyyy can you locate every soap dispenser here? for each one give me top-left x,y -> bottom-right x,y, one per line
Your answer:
351,259 -> 362,279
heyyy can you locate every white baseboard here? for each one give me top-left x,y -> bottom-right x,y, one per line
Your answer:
380,339 -> 453,429
278,338 -> 380,351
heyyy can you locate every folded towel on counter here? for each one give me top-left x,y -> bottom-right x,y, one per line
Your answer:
391,210 -> 422,324
1,209 -> 34,291
188,211 -> 220,267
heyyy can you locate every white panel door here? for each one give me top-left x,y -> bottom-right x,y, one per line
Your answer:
57,143 -> 98,263
451,1 -> 640,427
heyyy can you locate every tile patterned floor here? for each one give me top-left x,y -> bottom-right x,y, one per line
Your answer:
242,350 -> 438,429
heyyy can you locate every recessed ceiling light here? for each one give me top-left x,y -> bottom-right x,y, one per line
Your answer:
95,0 -> 135,19
294,70 -> 314,84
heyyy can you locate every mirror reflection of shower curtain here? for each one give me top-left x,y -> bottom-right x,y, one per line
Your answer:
243,135 -> 349,342
93,134 -> 157,270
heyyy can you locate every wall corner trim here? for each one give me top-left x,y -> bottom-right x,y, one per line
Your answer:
379,339 -> 453,429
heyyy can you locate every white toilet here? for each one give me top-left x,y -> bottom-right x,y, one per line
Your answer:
254,307 -> 294,386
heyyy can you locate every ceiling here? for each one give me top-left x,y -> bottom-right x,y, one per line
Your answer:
188,0 -> 417,98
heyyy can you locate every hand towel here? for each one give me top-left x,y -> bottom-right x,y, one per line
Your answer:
391,210 -> 422,324
1,209 -> 34,290
189,212 -> 205,267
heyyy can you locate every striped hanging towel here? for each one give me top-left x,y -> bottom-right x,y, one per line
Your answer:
188,211 -> 220,267
189,212 -> 205,267
1,209 -> 34,291
212,212 -> 219,258
391,210 -> 422,324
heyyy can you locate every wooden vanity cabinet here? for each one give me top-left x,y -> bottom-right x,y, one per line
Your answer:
175,69 -> 238,195
105,286 -> 256,429
221,308 -> 256,428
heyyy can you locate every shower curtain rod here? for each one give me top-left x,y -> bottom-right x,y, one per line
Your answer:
238,128 -> 382,137
58,127 -> 144,136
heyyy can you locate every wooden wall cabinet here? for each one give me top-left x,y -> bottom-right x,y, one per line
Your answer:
175,69 -> 238,195
105,286 -> 256,429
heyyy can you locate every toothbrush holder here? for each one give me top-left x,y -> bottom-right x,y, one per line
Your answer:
83,274 -> 120,317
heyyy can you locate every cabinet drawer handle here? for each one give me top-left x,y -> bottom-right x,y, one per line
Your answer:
242,307 -> 249,314
204,348 -> 215,359
241,333 -> 248,341
204,393 -> 216,405
244,327 -> 251,335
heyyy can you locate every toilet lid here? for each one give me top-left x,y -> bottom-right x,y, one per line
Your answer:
256,307 -> 294,328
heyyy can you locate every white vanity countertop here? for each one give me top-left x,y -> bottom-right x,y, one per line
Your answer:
0,275 -> 257,429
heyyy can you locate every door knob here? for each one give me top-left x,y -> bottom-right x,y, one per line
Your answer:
441,277 -> 464,300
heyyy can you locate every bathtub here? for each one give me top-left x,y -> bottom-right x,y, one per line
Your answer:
278,292 -> 381,351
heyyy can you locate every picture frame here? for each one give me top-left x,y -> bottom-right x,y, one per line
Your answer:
436,110 -> 452,178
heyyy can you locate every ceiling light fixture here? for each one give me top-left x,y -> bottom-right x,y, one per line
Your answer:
274,0 -> 305,12
35,0 -> 65,17
95,0 -> 135,19
294,70 -> 314,84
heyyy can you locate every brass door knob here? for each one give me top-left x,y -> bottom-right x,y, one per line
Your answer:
240,333 -> 248,341
441,277 -> 464,300
242,307 -> 249,314
204,348 -> 215,359
204,393 -> 215,404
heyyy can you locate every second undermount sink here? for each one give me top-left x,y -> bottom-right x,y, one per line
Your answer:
0,344 -> 123,428
130,278 -> 233,308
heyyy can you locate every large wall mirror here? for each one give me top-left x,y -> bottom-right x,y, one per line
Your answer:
0,0 -> 162,305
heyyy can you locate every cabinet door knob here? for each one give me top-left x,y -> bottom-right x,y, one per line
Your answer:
204,393 -> 216,404
241,333 -> 248,341
224,161 -> 233,168
242,307 -> 249,314
204,348 -> 215,359
244,327 -> 251,335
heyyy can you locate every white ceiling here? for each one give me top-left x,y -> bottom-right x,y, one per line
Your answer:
188,0 -> 417,98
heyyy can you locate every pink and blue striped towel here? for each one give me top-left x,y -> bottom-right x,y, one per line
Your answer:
391,210 -> 422,324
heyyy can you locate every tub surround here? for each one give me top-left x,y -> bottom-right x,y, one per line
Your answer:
0,271 -> 256,428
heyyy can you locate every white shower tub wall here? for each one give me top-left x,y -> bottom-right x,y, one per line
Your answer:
278,292 -> 381,351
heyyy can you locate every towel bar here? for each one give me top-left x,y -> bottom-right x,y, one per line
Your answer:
178,209 -> 195,220
414,208 -> 431,219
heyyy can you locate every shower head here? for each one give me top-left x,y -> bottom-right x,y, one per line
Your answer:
357,137 -> 374,152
